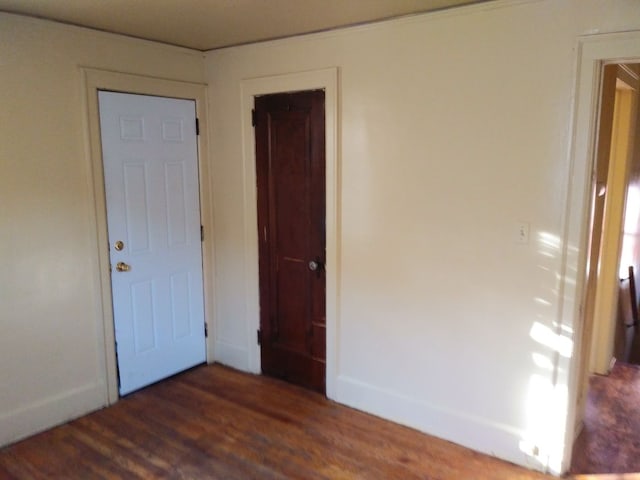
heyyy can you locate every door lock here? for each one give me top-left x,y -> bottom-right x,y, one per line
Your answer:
308,257 -> 324,277
114,240 -> 124,251
115,262 -> 131,272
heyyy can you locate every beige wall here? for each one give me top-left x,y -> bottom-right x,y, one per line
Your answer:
205,0 -> 640,474
0,13 -> 204,446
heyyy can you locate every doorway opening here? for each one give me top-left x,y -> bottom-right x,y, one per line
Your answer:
571,62 -> 640,474
82,68 -> 213,405
238,67 -> 338,398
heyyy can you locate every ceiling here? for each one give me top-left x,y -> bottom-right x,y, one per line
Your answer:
0,0 -> 486,51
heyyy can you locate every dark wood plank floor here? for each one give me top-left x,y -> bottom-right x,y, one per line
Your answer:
571,362 -> 640,475
0,364 -> 556,479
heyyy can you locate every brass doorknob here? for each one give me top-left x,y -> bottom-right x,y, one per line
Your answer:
115,262 -> 131,272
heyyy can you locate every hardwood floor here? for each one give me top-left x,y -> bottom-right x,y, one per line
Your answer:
573,475 -> 640,480
0,364 -> 555,479
571,362 -> 640,475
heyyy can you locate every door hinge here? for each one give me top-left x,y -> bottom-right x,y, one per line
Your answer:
204,322 -> 208,338
195,118 -> 200,135
114,342 -> 121,389
200,225 -> 204,242
251,109 -> 257,127
257,329 -> 262,345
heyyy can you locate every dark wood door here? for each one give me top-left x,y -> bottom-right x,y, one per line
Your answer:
254,90 -> 326,393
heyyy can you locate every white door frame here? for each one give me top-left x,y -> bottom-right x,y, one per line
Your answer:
81,68 -> 214,405
240,68 -> 339,399
560,31 -> 640,473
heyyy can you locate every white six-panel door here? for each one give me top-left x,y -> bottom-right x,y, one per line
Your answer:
98,91 -> 206,395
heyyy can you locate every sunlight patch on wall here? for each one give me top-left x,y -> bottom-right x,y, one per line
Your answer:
530,322 -> 573,358
532,352 -> 554,370
520,375 -> 569,474
519,230 -> 571,475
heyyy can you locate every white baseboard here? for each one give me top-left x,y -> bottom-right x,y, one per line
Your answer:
214,340 -> 250,371
0,382 -> 106,448
335,374 -> 546,473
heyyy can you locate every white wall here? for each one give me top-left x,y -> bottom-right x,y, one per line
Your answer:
205,0 -> 640,473
0,13 -> 204,446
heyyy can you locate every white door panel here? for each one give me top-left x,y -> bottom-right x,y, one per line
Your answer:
98,91 -> 205,396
